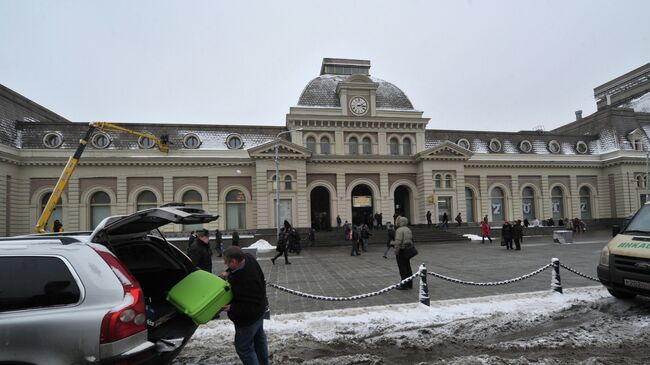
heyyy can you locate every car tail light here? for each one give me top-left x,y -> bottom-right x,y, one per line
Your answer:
95,249 -> 147,343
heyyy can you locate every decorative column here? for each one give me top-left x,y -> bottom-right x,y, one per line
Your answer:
163,176 -> 174,232
13,176 -> 30,235
455,169 -> 466,220
597,174 -> 610,219
378,132 -> 387,155
380,172 -> 391,221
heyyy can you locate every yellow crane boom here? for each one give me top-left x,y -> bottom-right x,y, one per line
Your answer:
35,122 -> 169,233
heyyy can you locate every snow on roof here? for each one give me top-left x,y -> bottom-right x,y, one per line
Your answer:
618,90 -> 650,113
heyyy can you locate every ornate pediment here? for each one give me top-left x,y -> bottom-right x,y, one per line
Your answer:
415,140 -> 473,161
248,139 -> 312,160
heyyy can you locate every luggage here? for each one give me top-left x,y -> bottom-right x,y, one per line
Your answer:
166,270 -> 232,325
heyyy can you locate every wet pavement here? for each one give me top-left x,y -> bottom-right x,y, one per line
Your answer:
211,229 -> 610,314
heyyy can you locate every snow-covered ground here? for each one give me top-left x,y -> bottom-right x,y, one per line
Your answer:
174,286 -> 650,364
247,239 -> 276,253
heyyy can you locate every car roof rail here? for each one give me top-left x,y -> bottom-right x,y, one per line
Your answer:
0,236 -> 83,245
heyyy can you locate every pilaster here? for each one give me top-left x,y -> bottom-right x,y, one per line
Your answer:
378,132 -> 387,155
335,130 -> 345,155
479,175 -> 489,221
455,170 -> 466,220
13,176 -> 29,235
541,176 -> 550,220
336,173 -> 347,222
511,176 -> 521,220
207,175 -> 219,230
379,172 -> 391,220
569,175 -> 579,218
68,177 -> 80,231
597,174 -> 610,218
0,175 -> 6,236
116,176 -> 128,216
296,164 -> 309,228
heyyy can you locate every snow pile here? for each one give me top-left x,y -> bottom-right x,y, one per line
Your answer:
463,233 -> 483,241
247,239 -> 275,253
175,286 -> 650,364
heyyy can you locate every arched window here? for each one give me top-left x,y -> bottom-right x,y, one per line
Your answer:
362,137 -> 372,155
41,192 -> 62,232
465,187 -> 474,222
444,174 -> 452,188
136,190 -> 157,212
403,138 -> 412,155
284,175 -> 292,190
320,136 -> 330,155
579,186 -> 592,219
348,137 -> 358,155
434,174 -> 442,188
90,191 -> 111,229
522,187 -> 536,221
389,137 -> 399,155
306,137 -> 316,153
490,187 -> 505,221
551,186 -> 564,220
226,189 -> 246,230
182,190 -> 203,232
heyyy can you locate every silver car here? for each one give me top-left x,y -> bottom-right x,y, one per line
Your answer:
0,206 -> 218,364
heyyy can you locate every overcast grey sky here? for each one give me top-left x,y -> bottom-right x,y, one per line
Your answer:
1,0 -> 649,131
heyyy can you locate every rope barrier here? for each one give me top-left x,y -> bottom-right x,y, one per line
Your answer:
426,264 -> 553,286
267,271 -> 422,301
559,263 -> 600,282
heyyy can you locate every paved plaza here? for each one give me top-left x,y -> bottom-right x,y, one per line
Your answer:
213,229 -> 611,315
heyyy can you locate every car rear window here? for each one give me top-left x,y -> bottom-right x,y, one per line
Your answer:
0,256 -> 81,312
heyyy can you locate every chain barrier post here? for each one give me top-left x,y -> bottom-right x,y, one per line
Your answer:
551,258 -> 562,294
418,264 -> 430,306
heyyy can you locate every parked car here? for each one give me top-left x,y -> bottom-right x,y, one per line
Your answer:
0,206 -> 218,364
598,203 -> 650,299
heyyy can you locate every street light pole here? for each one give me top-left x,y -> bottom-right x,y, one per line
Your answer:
274,129 -> 302,237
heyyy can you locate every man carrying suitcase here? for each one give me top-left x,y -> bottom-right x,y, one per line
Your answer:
220,246 -> 269,365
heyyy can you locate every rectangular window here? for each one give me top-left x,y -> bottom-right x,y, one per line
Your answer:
0,256 -> 81,312
437,197 -> 452,222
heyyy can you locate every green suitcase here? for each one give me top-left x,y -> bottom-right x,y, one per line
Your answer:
166,270 -> 232,325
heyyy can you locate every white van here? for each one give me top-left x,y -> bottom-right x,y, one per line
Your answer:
598,204 -> 650,299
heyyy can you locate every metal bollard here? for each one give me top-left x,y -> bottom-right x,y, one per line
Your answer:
419,263 -> 430,306
551,258 -> 562,294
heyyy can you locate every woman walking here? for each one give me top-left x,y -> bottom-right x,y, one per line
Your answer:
383,223 -> 395,258
481,219 -> 493,244
394,216 -> 414,290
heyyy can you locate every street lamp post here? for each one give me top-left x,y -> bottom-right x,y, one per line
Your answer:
274,129 -> 302,237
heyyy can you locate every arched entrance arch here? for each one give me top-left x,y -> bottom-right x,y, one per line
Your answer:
310,186 -> 331,230
391,181 -> 416,222
351,184 -> 374,226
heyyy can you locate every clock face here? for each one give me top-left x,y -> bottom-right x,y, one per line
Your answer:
349,96 -> 368,115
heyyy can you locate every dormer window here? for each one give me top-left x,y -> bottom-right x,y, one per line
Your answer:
183,134 -> 202,149
489,139 -> 502,153
92,132 -> 111,149
43,132 -> 63,149
548,140 -> 561,154
627,129 -> 645,151
226,134 -> 244,149
457,139 -> 470,150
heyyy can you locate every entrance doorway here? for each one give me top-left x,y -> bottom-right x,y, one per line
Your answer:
310,186 -> 331,230
394,186 -> 411,220
351,184 -> 373,226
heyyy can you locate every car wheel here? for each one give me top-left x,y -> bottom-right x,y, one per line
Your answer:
607,288 -> 637,299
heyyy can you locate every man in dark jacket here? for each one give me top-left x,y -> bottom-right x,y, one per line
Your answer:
501,221 -> 513,250
513,220 -> 524,251
221,246 -> 269,365
231,230 -> 240,246
188,229 -> 212,272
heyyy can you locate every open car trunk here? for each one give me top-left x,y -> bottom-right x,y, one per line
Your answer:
111,238 -> 198,351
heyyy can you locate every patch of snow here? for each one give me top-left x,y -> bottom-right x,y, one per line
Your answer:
248,239 -> 276,253
463,234 -> 483,241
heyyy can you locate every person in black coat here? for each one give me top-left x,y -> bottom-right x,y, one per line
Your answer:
214,229 -> 223,257
383,223 -> 396,258
231,230 -> 240,246
501,221 -> 513,250
271,228 -> 291,265
187,229 -> 212,272
220,246 -> 269,365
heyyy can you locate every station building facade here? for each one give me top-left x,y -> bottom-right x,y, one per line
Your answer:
1,58 -> 650,236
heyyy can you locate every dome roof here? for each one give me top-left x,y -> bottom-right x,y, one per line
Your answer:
297,74 -> 414,110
